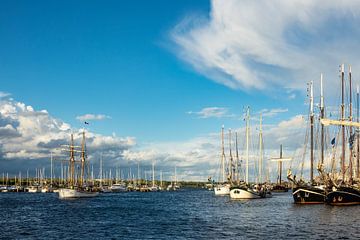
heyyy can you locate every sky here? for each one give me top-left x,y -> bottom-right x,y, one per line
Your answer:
1,0 -> 360,181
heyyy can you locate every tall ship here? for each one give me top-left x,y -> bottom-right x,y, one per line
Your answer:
287,76 -> 327,204
58,131 -> 99,199
320,64 -> 360,205
230,108 -> 269,199
214,125 -> 230,195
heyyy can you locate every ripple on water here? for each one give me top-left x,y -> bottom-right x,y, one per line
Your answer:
0,190 -> 359,239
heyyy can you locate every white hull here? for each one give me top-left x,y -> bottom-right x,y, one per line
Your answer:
214,184 -> 230,195
58,188 -> 99,199
110,185 -> 127,192
27,187 -> 41,193
230,188 -> 263,199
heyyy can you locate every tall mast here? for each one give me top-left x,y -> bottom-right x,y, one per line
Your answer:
100,153 -> 103,187
259,114 -> 263,183
279,145 -> 283,185
137,162 -> 140,185
69,134 -> 75,186
235,131 -> 239,183
310,81 -> 314,184
246,107 -> 250,184
80,131 -> 86,187
357,85 -> 360,179
50,152 -> 53,186
152,162 -> 155,187
349,65 -> 353,183
228,128 -> 233,183
341,64 -> 346,182
221,125 -> 225,183
160,170 -> 163,188
320,74 -> 325,165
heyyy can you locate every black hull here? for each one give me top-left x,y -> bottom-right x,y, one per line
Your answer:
325,187 -> 360,206
292,186 -> 325,204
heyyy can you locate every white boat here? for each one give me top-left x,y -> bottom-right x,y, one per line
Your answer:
41,186 -> 53,193
214,184 -> 230,195
58,188 -> 99,198
230,187 -> 266,199
110,183 -> 127,192
149,185 -> 159,192
27,185 -> 41,193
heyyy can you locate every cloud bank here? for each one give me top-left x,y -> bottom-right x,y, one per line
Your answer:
0,96 -> 135,174
172,0 -> 360,94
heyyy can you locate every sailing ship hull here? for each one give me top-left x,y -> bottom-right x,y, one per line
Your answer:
214,184 -> 230,195
58,188 -> 99,199
325,187 -> 360,205
292,186 -> 325,204
229,188 -> 265,199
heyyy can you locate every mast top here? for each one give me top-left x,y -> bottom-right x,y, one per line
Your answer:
310,81 -> 314,115
320,73 -> 324,109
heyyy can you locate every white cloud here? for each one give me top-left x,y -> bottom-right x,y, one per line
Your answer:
188,107 -> 233,119
259,108 -> 288,118
0,92 -> 11,98
172,0 -> 360,94
76,114 -> 111,122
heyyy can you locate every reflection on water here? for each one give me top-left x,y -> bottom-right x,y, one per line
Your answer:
0,190 -> 359,239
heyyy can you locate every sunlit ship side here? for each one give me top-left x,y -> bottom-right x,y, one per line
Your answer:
58,188 -> 99,199
214,184 -> 230,195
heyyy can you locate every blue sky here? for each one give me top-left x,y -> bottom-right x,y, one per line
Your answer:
1,0 -> 360,180
0,0 -> 295,142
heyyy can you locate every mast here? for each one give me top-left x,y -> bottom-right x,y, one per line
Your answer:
341,64 -> 346,182
320,74 -> 325,165
259,113 -> 263,183
235,131 -> 239,183
160,170 -> 163,189
99,153 -> 103,187
246,107 -> 250,184
357,85 -> 360,179
228,128 -> 233,183
349,65 -> 353,183
50,152 -> 53,186
137,162 -> 140,185
80,131 -> 86,187
279,145 -> 283,185
310,81 -> 314,184
152,162 -> 155,187
221,125 -> 225,183
69,134 -> 75,187
175,166 -> 177,185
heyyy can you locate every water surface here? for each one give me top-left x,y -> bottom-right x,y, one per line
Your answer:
0,189 -> 359,239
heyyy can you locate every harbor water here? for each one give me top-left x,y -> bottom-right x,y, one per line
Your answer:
1,189 -> 359,239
